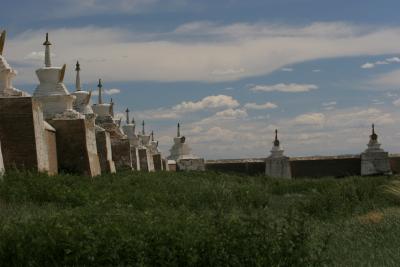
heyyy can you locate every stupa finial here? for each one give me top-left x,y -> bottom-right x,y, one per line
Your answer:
177,122 -> 181,137
0,30 -> 6,56
43,33 -> 52,67
151,131 -> 154,141
97,79 -> 103,104
75,61 -> 81,91
142,120 -> 145,135
131,116 -> 135,124
125,108 -> 130,124
274,129 -> 280,147
371,123 -> 378,141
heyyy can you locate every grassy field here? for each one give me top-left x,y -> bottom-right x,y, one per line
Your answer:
0,171 -> 399,266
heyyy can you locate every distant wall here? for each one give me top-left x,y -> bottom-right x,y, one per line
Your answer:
290,156 -> 360,178
206,159 -> 265,175
206,155 -> 400,177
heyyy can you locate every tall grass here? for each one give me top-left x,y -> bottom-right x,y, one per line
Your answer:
0,171 -> 397,266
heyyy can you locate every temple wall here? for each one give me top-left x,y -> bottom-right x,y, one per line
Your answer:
138,148 -> 155,172
153,154 -> 163,171
96,130 -> 116,173
45,128 -> 58,175
0,97 -> 52,172
206,155 -> 400,177
49,118 -> 101,177
0,140 -> 4,175
111,138 -> 132,171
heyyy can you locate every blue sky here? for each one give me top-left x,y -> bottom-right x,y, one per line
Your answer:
3,0 -> 400,159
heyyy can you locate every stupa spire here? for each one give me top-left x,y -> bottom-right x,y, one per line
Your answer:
371,123 -> 378,141
142,120 -> 145,135
0,30 -> 6,56
97,79 -> 103,104
151,131 -> 154,141
274,129 -> 280,147
43,33 -> 52,67
131,116 -> 135,124
177,123 -> 181,137
75,61 -> 81,91
125,108 -> 130,124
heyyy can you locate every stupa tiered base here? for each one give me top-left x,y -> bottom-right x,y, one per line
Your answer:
0,97 -> 57,174
265,156 -> 291,179
48,117 -> 101,177
361,145 -> 392,176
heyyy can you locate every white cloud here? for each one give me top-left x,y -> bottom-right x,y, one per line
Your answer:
281,67 -> 293,72
137,95 -> 240,120
293,113 -> 325,126
393,98 -> 400,106
361,62 -> 375,69
92,88 -> 121,95
172,95 -> 239,112
312,69 -> 321,72
322,101 -> 337,106
214,108 -> 248,119
250,83 -> 318,93
244,102 -> 278,110
361,56 -> 400,69
386,57 -> 400,63
7,22 -> 400,84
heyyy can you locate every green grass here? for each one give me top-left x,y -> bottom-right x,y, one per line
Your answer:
0,171 -> 399,266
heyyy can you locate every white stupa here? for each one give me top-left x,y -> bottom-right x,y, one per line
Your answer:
71,61 -> 94,115
269,129 -> 285,158
122,108 -> 139,146
33,33 -> 79,119
92,80 -> 125,139
138,120 -> 151,147
0,30 -> 29,97
148,131 -> 160,155
167,123 -> 194,160
265,129 -> 291,179
361,124 -> 392,176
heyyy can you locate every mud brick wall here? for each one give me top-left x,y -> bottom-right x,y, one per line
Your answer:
96,130 -> 116,173
206,159 -> 265,175
49,118 -> 101,177
153,154 -> 163,171
111,138 -> 132,171
0,97 -> 51,172
138,148 -> 149,171
289,156 -> 361,178
0,140 -> 4,174
45,129 -> 58,175
389,155 -> 400,174
130,147 -> 140,171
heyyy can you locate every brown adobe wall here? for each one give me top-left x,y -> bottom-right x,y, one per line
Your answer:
96,130 -> 116,173
0,97 -> 51,173
48,118 -> 101,177
289,156 -> 361,178
45,129 -> 58,175
111,138 -> 132,171
206,156 -> 362,178
205,159 -> 265,175
389,155 -> 400,174
153,153 -> 163,171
